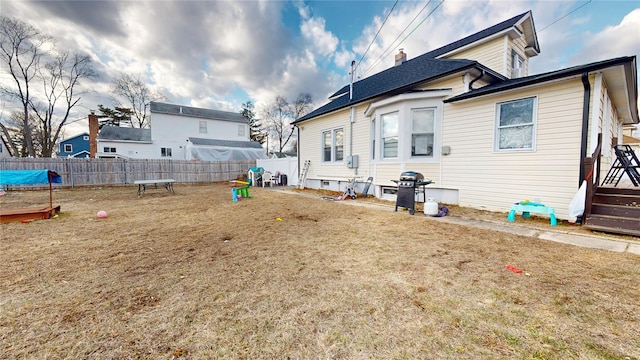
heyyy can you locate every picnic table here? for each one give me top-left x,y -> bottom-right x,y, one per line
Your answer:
134,179 -> 176,197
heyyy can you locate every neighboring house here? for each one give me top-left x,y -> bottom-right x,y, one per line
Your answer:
293,11 -> 639,222
94,102 -> 266,160
58,132 -> 90,158
0,136 -> 12,158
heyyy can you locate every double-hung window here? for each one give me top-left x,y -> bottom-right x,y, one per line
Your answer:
64,144 -> 73,153
199,120 -> 207,134
322,128 -> 344,162
511,51 -> 525,78
381,112 -> 398,158
411,108 -> 435,157
495,97 -> 536,151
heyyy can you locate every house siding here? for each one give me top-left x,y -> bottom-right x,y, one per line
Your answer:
299,106 -> 354,180
446,37 -> 506,76
442,78 -> 585,219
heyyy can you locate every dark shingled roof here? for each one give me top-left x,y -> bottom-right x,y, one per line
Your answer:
188,137 -> 264,149
294,11 -> 537,124
295,58 -> 482,123
151,102 -> 248,123
423,11 -> 538,59
98,126 -> 151,142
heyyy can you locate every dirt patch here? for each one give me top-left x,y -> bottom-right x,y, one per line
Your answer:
1,183 -> 639,359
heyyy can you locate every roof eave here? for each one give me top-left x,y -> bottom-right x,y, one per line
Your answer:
445,57 -> 637,106
294,63 -> 481,124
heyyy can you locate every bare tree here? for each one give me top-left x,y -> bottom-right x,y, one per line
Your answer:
30,51 -> 96,157
293,92 -> 313,119
261,93 -> 313,153
262,96 -> 292,153
0,17 -> 95,157
111,72 -> 165,128
0,17 -> 52,157
0,111 -> 39,157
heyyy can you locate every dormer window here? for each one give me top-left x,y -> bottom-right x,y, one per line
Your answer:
511,51 -> 525,78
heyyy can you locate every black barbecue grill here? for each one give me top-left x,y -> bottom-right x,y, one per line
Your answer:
392,171 -> 433,215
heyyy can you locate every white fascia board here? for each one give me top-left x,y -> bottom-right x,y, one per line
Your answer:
364,89 -> 453,116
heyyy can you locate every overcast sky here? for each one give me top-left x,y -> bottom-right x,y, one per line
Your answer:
1,0 -> 639,138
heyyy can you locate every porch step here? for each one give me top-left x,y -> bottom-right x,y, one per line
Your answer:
592,193 -> 640,206
584,187 -> 640,237
590,203 -> 640,218
583,215 -> 640,237
596,187 -> 640,196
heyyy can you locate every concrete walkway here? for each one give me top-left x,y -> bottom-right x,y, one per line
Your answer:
275,188 -> 640,255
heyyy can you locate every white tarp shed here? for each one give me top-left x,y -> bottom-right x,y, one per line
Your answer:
186,137 -> 267,161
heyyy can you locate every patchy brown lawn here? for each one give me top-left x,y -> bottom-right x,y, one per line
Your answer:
1,183 -> 639,359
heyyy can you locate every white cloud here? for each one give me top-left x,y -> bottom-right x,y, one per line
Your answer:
570,9 -> 640,64
300,17 -> 339,57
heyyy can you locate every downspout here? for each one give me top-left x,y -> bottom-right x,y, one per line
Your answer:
468,70 -> 485,90
579,72 -> 591,186
349,60 -> 357,176
350,107 -> 356,176
295,124 -> 300,183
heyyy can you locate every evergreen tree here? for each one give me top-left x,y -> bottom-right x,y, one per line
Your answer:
240,101 -> 266,144
97,104 -> 133,129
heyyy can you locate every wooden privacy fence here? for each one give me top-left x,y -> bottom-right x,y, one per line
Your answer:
0,158 -> 255,189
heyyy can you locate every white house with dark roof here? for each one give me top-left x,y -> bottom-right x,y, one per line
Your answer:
94,102 -> 266,161
293,11 -> 639,235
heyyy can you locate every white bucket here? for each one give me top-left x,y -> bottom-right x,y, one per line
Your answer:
424,198 -> 439,215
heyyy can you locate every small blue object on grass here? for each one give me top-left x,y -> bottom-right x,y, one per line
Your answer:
507,201 -> 557,226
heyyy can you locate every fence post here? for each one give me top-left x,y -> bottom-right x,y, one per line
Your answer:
67,157 -> 74,187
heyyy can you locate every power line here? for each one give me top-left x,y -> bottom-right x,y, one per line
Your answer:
539,0 -> 592,32
362,0 -> 444,78
354,0 -> 399,73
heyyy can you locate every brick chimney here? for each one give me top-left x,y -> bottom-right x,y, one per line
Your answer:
395,49 -> 407,66
88,111 -> 99,158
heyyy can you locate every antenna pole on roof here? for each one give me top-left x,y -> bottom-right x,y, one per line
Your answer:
349,60 -> 355,101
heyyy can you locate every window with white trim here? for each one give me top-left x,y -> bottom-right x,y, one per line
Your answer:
64,144 -> 73,152
199,120 -> 207,134
161,147 -> 172,157
381,111 -> 398,158
495,97 -> 536,151
411,108 -> 435,157
83,135 -> 89,140
104,147 -> 117,153
511,51 -> 525,78
238,125 -> 245,137
322,127 -> 344,162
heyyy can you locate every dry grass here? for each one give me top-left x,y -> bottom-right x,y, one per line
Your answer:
1,183 -> 639,359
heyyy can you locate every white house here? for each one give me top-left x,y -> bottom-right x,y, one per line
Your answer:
0,136 -> 12,158
293,11 -> 639,234
92,102 -> 266,161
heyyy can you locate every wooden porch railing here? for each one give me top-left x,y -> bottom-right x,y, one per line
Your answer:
583,133 -> 602,220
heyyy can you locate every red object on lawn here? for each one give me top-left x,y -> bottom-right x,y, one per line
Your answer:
506,265 -> 523,274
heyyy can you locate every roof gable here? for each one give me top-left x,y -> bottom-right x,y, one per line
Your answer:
425,11 -> 539,59
151,102 -> 247,124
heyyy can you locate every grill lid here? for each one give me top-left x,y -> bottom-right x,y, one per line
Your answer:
399,171 -> 424,181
